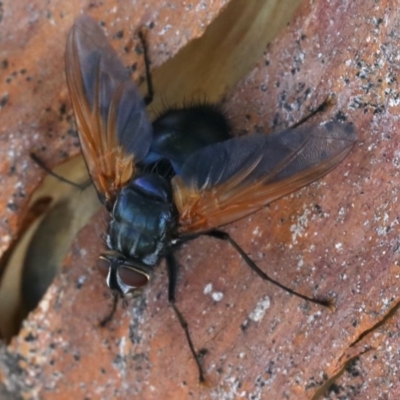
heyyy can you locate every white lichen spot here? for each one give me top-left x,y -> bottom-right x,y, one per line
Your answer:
204,283 -> 212,294
335,242 -> 343,250
382,297 -> 391,306
198,2 -> 207,10
389,97 -> 400,107
376,226 -> 386,236
77,275 -> 86,287
119,336 -> 127,356
212,292 -> 224,302
307,311 -> 322,324
210,374 -> 246,400
384,213 -> 389,224
159,24 -> 172,35
204,283 -> 224,301
290,208 -> 311,244
249,296 -> 271,322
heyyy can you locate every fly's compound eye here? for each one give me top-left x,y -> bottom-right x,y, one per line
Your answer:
117,265 -> 149,289
97,257 -> 110,278
97,253 -> 151,294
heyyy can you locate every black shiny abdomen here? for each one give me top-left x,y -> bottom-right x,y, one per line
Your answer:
107,174 -> 176,266
143,104 -> 231,174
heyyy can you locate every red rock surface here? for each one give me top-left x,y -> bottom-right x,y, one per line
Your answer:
1,0 -> 400,399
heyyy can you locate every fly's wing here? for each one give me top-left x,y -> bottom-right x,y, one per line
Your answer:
172,121 -> 357,234
65,15 -> 152,206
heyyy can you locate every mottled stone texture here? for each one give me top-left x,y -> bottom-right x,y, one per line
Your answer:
1,0 -> 400,399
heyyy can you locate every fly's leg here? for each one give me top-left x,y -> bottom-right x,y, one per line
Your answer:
205,229 -> 334,310
165,252 -> 206,383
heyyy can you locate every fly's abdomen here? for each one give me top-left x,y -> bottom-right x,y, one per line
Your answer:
107,174 -> 176,265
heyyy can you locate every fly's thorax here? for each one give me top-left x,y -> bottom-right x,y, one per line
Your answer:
107,174 -> 177,266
